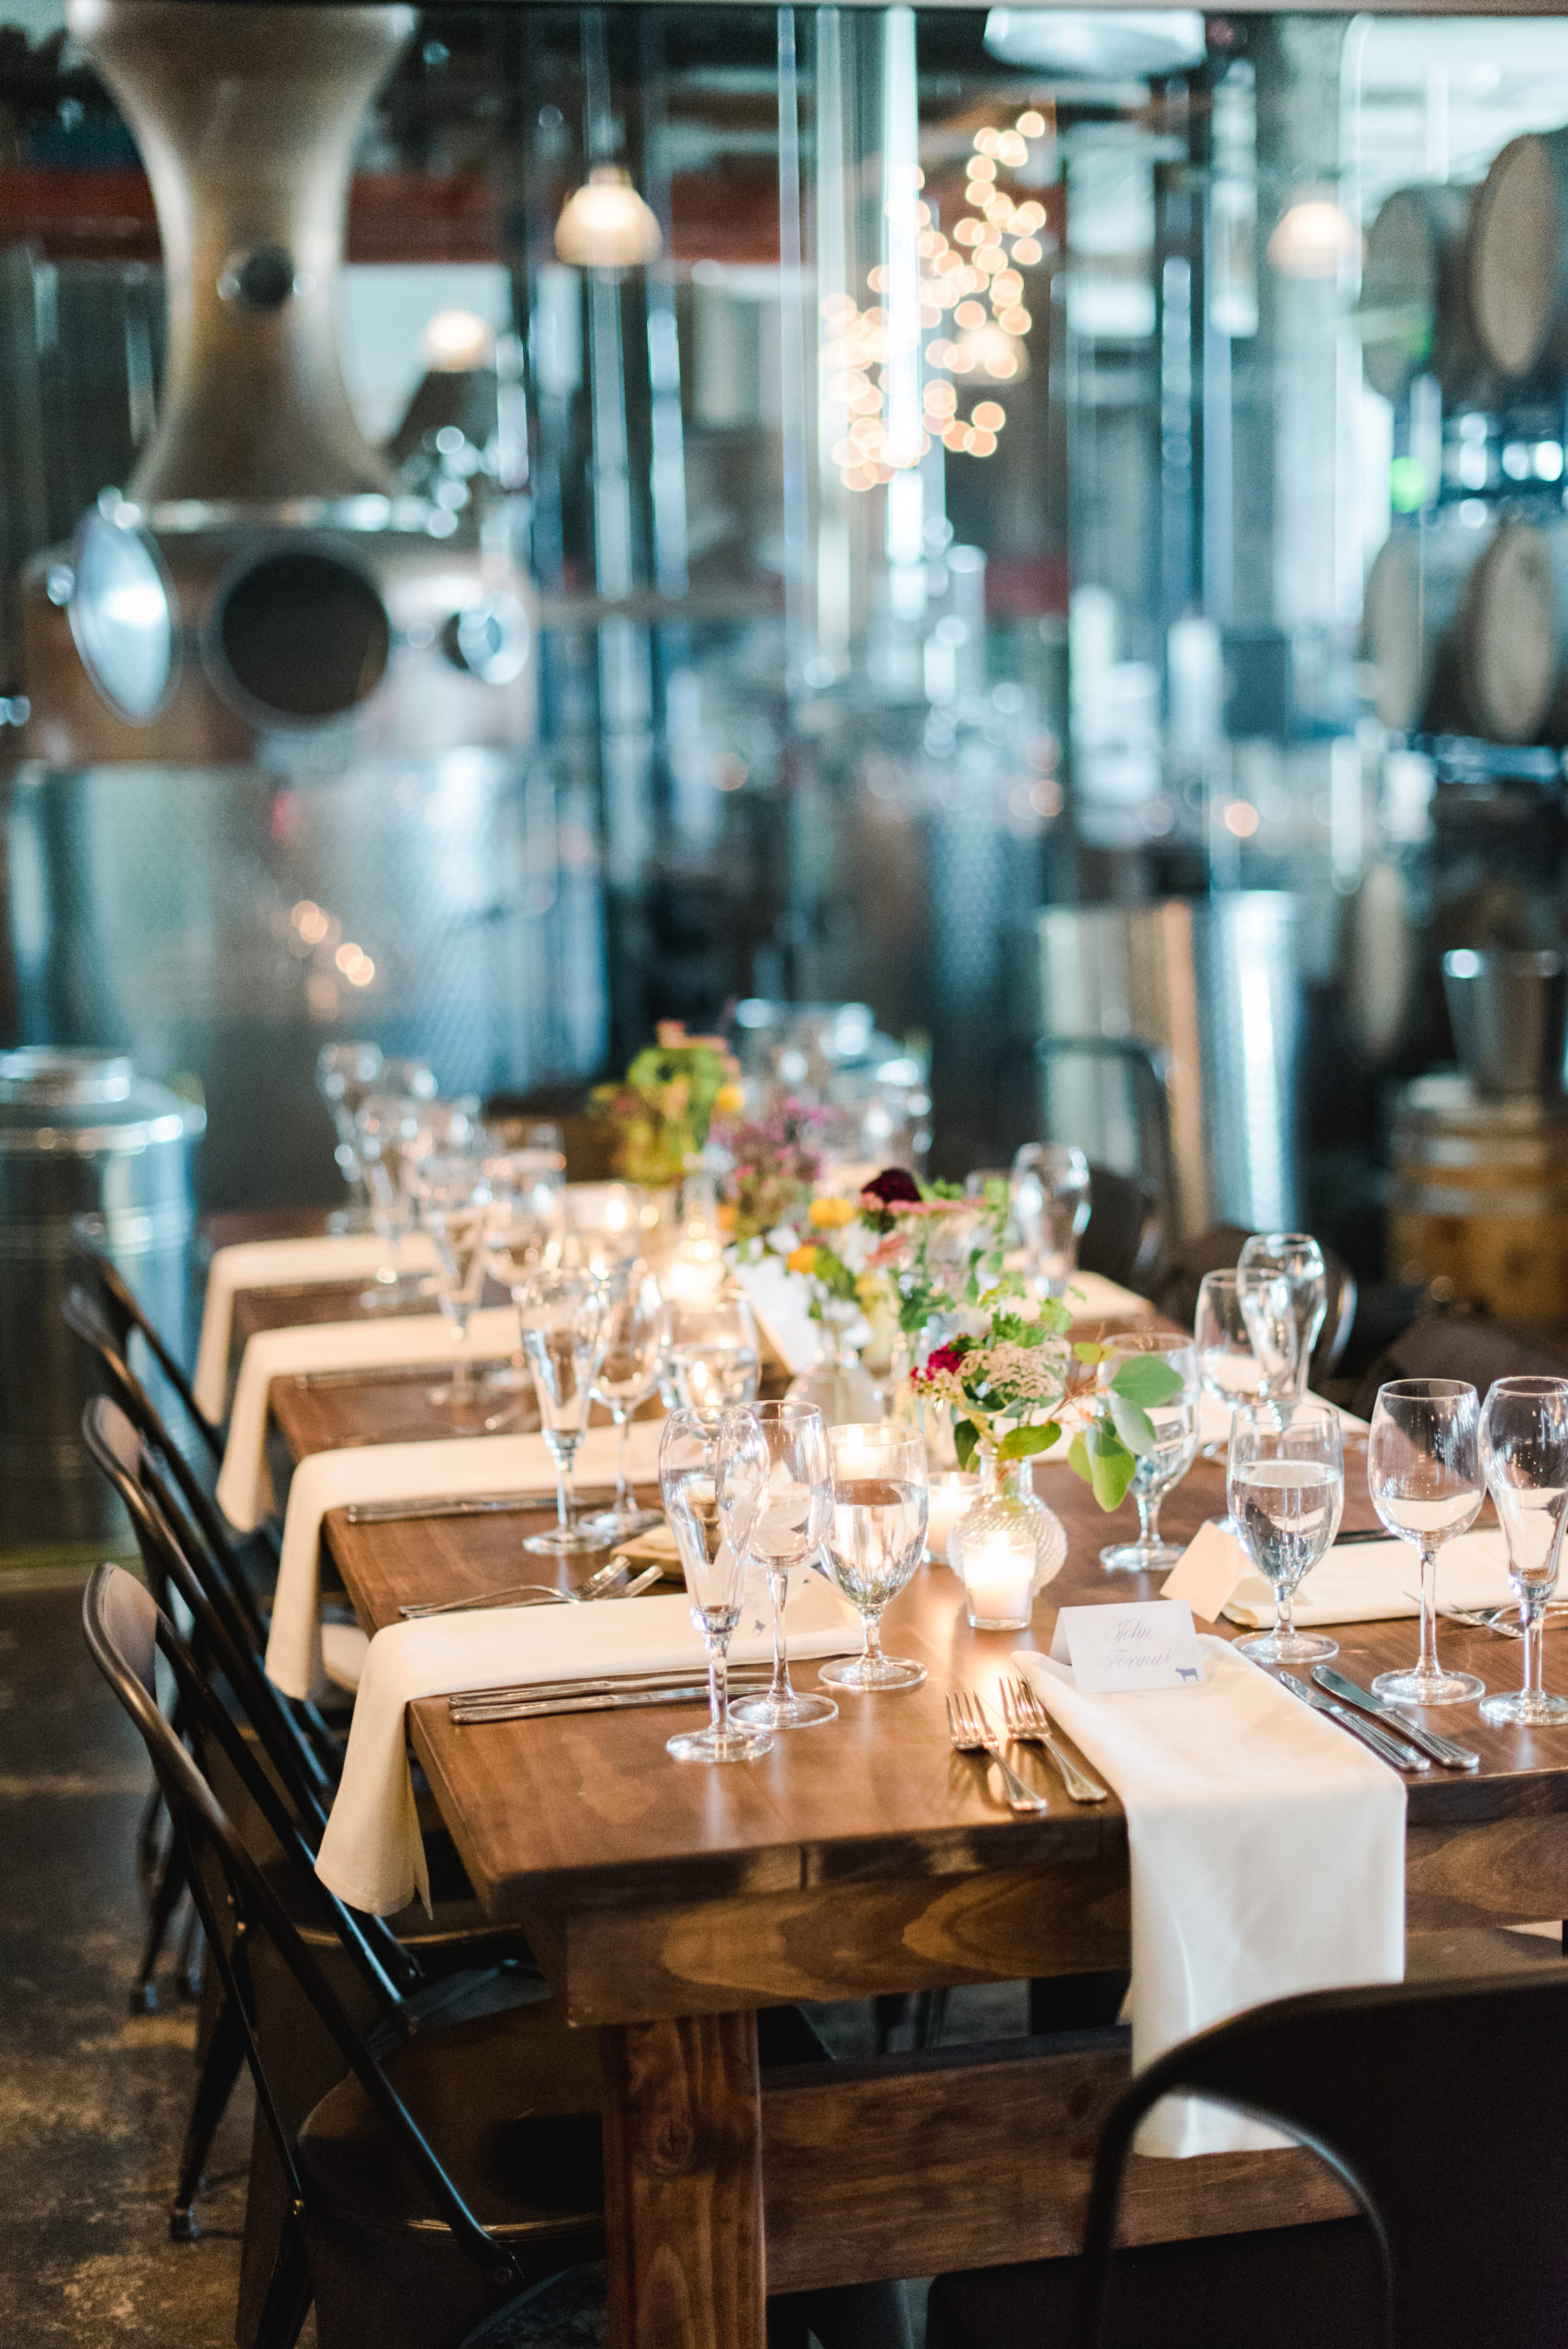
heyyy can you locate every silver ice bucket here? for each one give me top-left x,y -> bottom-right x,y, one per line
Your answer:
1441,950 -> 1568,1099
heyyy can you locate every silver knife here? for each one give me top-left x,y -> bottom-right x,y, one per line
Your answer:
349,1489 -> 611,1524
1312,1666 -> 1480,1771
1277,1673 -> 1432,1772
452,1682 -> 728,1723
449,1663 -> 772,1706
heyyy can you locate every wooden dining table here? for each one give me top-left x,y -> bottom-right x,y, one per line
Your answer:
230,1255 -> 1568,2349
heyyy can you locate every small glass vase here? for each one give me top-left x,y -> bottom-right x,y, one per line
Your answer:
785,1298 -> 885,1427
947,1443 -> 1068,1596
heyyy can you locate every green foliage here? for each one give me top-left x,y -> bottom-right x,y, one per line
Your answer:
998,1420 -> 1062,1461
953,1417 -> 980,1471
1107,1353 -> 1184,1408
1067,1419 -> 1138,1510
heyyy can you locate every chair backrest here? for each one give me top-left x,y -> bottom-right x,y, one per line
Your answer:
1075,1968 -> 1568,2349
70,1213 -> 222,1464
1035,1036 -> 1179,1234
1152,1226 -> 1359,1384
1079,1165 -> 1162,1295
83,1563 -> 521,2290
1351,1315 -> 1568,1425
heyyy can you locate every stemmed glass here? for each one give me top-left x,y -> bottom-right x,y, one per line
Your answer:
1237,1232 -> 1327,1407
1479,1376 -> 1568,1728
1009,1143 -> 1091,1301
1368,1378 -> 1485,1707
662,1296 -> 761,1415
354,1093 -> 429,1309
1228,1399 -> 1343,1664
317,1042 -> 384,1231
1095,1331 -> 1200,1573
1194,1269 -> 1268,1526
580,1263 -> 667,1542
818,1423 -> 929,1692
729,1401 -> 837,1731
516,1267 -> 608,1555
660,1408 -> 773,1765
416,1155 -> 496,1423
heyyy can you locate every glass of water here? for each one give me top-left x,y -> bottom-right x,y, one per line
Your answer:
1478,1376 -> 1568,1728
1368,1378 -> 1485,1708
517,1266 -> 608,1554
354,1093 -> 430,1309
819,1424 -> 929,1692
316,1041 -> 384,1230
416,1153 -> 496,1421
1228,1399 -> 1343,1664
1237,1232 -> 1328,1408
1095,1331 -> 1200,1574
729,1401 -> 838,1731
662,1296 -> 761,1416
580,1263 -> 667,1541
1009,1143 -> 1092,1302
660,1408 -> 773,1765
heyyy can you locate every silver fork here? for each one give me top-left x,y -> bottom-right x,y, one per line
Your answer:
398,1558 -> 651,1620
945,1688 -> 1051,1814
1001,1678 -> 1108,1803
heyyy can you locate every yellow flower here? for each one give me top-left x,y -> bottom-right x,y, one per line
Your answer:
716,1201 -> 737,1232
713,1083 -> 745,1116
786,1244 -> 818,1275
808,1196 -> 856,1230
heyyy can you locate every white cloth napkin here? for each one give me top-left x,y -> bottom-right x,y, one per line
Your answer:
1014,1637 -> 1405,2158
1064,1271 -> 1155,1325
194,1233 -> 440,1420
266,1420 -> 669,1701
216,1307 -> 522,1533
316,1566 -> 862,1915
1222,1528 -> 1514,1629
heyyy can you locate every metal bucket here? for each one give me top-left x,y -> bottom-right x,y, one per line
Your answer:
0,1047 -> 203,1547
1440,949 -> 1568,1098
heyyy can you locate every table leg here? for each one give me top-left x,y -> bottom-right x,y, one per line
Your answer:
601,2009 -> 765,2349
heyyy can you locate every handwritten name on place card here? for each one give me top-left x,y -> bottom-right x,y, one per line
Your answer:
1050,1600 -> 1205,1694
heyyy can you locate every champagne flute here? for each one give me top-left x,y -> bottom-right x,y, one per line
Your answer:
1368,1378 -> 1485,1707
1228,1399 -> 1343,1664
662,1297 -> 761,1415
1479,1376 -> 1568,1728
580,1263 -> 666,1541
416,1155 -> 495,1421
517,1267 -> 608,1554
354,1093 -> 428,1309
729,1401 -> 837,1730
818,1423 -> 929,1692
317,1041 -> 383,1231
1237,1232 -> 1327,1407
1095,1331 -> 1200,1574
1009,1143 -> 1091,1301
660,1408 -> 773,1765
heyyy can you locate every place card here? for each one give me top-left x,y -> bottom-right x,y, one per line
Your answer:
1160,1520 -> 1250,1625
1050,1600 -> 1205,1694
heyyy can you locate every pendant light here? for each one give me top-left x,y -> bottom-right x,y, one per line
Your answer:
554,165 -> 662,270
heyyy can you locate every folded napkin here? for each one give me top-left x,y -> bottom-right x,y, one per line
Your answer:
1195,1393 -> 1368,1451
1063,1271 -> 1155,1325
316,1566 -> 862,1915
194,1233 -> 439,1419
266,1419 -> 670,1701
1015,1638 -> 1404,2158
1221,1528 -> 1513,1629
216,1307 -> 522,1533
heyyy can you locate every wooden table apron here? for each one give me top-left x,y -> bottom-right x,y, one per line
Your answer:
265,1354 -> 1568,2349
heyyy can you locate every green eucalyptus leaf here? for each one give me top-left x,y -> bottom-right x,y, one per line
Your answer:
1086,1419 -> 1138,1511
1108,1354 -> 1185,1408
998,1420 -> 1062,1460
1067,1431 -> 1093,1486
1073,1341 -> 1106,1365
953,1418 -> 979,1472
1108,1393 -> 1157,1456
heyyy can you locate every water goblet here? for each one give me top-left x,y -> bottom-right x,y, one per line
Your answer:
1229,1399 -> 1343,1664
354,1093 -> 429,1309
730,1401 -> 838,1730
1479,1376 -> 1568,1728
416,1155 -> 496,1423
1009,1143 -> 1091,1301
1368,1378 -> 1485,1707
580,1264 -> 667,1541
662,1296 -> 761,1416
1194,1267 -> 1268,1524
517,1267 -> 608,1554
660,1408 -> 773,1765
1237,1232 -> 1327,1407
316,1041 -> 383,1231
1095,1331 -> 1200,1574
818,1423 -> 929,1691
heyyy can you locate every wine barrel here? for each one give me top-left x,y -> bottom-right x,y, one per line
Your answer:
1363,515 -> 1567,743
1358,184 -> 1485,403
1468,127 -> 1568,378
1389,1073 -> 1568,1323
1459,519 -> 1564,743
1362,515 -> 1491,733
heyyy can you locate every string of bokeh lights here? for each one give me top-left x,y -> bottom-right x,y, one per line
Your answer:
821,106 -> 1053,492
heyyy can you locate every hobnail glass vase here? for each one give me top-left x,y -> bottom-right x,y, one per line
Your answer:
947,1442 -> 1068,1592
785,1298 -> 885,1427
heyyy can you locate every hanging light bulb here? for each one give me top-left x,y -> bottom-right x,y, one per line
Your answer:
554,165 -> 662,269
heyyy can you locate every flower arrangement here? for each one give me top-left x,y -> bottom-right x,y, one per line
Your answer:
716,1099 -> 824,1243
590,1021 -> 744,1187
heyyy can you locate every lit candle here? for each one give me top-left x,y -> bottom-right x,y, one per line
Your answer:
926,1472 -> 978,1563
830,1428 -> 887,1484
963,1536 -> 1035,1631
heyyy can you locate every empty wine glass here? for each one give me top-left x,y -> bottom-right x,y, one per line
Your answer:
317,1041 -> 384,1231
730,1401 -> 837,1731
486,1152 -> 568,1285
1095,1331 -> 1200,1574
1479,1376 -> 1568,1728
417,1156 -> 496,1423
1368,1378 -> 1485,1707
580,1264 -> 666,1541
660,1408 -> 773,1765
818,1423 -> 929,1692
1009,1143 -> 1092,1301
1228,1399 -> 1343,1664
517,1267 -> 608,1554
354,1094 -> 429,1309
662,1296 -> 761,1416
1194,1269 -> 1268,1522
1237,1232 -> 1327,1407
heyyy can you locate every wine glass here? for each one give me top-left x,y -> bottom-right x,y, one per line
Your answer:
316,1041 -> 383,1231
580,1264 -> 667,1542
486,1151 -> 568,1285
1095,1331 -> 1200,1574
516,1267 -> 608,1554
729,1401 -> 837,1731
818,1423 -> 929,1692
416,1155 -> 496,1422
1228,1399 -> 1343,1664
1479,1376 -> 1568,1728
354,1093 -> 429,1309
1009,1143 -> 1091,1301
1368,1378 -> 1485,1707
660,1408 -> 773,1765
662,1296 -> 761,1415
563,1182 -> 650,1276
1194,1269 -> 1268,1521
1237,1232 -> 1327,1407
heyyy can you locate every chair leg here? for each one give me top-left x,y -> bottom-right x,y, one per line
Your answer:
253,2203 -> 314,2349
130,1833 -> 189,2013
169,1990 -> 247,2242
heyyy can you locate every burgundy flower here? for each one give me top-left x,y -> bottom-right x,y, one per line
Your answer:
862,1167 -> 921,1207
923,1341 -> 965,1378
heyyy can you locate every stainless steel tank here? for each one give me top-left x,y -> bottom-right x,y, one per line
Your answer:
0,1047 -> 202,1547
